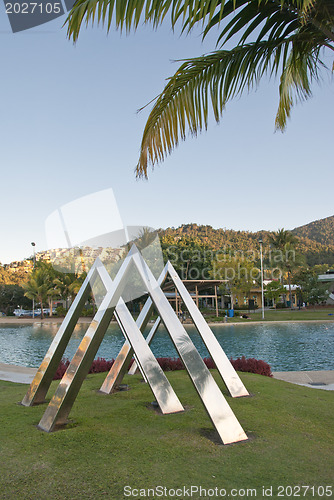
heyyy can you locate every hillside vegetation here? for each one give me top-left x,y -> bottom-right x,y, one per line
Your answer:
160,216 -> 334,268
292,215 -> 334,247
1,216 -> 333,287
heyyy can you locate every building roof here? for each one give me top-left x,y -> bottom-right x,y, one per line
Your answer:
319,274 -> 334,282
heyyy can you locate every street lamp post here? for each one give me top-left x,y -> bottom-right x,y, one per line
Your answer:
259,239 -> 265,320
31,242 -> 36,318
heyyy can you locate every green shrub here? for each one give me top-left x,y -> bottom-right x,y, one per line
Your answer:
234,305 -> 258,310
276,303 -> 287,309
55,306 -> 66,317
82,307 -> 94,317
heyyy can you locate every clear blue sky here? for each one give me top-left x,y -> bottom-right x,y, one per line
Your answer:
0,7 -> 333,264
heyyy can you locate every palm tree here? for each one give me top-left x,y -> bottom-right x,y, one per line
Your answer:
269,228 -> 298,249
23,268 -> 55,319
133,227 -> 158,251
68,272 -> 87,296
68,271 -> 97,313
53,273 -> 81,310
269,228 -> 302,307
66,0 -> 334,178
36,260 -> 60,317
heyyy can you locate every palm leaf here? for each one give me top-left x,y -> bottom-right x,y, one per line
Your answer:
67,0 -> 223,40
65,0 -> 334,176
275,39 -> 321,128
135,36 -> 321,177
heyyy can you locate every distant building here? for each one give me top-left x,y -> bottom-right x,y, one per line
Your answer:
318,270 -> 334,304
233,283 -> 299,309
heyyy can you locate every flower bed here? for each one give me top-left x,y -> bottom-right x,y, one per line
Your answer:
54,356 -> 272,379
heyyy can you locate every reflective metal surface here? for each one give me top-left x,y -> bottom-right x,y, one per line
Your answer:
100,266 -> 168,393
127,263 -> 247,397
21,262 -> 99,406
115,300 -> 184,414
166,262 -> 249,398
27,245 -> 247,443
129,249 -> 247,444
96,264 -> 183,413
38,249 -> 136,432
128,317 -> 161,375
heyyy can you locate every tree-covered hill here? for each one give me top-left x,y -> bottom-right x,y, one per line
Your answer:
2,217 -> 334,287
292,215 -> 334,247
159,219 -> 334,268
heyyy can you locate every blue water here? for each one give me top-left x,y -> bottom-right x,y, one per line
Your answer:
0,321 -> 333,372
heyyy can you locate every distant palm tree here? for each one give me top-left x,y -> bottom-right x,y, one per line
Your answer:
134,227 -> 158,250
23,268 -> 54,319
68,272 -> 87,296
269,228 -> 298,250
37,261 -> 60,316
269,228 -> 302,306
66,0 -> 334,178
53,273 -> 81,310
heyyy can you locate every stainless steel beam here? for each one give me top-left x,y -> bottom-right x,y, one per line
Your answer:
166,262 -> 249,398
128,316 -> 161,375
115,300 -> 183,414
96,264 -> 183,413
21,261 -> 99,406
130,248 -> 248,445
37,249 -> 136,432
99,265 -> 168,393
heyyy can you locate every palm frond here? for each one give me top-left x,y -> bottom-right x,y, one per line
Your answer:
66,0 -> 322,41
65,0 -> 333,177
66,0 -> 226,41
67,0 -> 164,41
275,40 -> 321,129
136,36 -> 320,177
201,0 -> 333,44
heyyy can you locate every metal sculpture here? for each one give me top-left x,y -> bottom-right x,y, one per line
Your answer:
22,245 -> 248,444
127,261 -> 249,398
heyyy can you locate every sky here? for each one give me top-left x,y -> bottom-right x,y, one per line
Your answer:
0,5 -> 333,264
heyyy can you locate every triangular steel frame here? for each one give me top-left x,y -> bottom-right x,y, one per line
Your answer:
22,246 -> 248,444
102,261 -> 248,398
22,249 -> 183,418
96,259 -> 184,416
99,264 -> 169,395
21,260 -> 100,407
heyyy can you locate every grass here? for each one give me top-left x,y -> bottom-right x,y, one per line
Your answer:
0,371 -> 333,499
3,307 -> 334,325
204,307 -> 334,323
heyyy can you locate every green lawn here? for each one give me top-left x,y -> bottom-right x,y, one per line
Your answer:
0,371 -> 333,499
205,307 -> 334,323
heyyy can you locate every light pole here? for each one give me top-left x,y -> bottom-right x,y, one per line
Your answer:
31,242 -> 36,318
259,239 -> 265,320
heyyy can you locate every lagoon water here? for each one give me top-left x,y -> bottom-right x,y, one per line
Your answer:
0,321 -> 333,372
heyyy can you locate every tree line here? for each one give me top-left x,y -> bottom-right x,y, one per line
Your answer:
160,221 -> 334,267
0,261 -> 87,318
160,227 -> 330,307
0,226 -> 332,315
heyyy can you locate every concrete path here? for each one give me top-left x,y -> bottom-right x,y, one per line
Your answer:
0,363 -> 37,384
273,370 -> 334,391
0,362 -> 333,390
